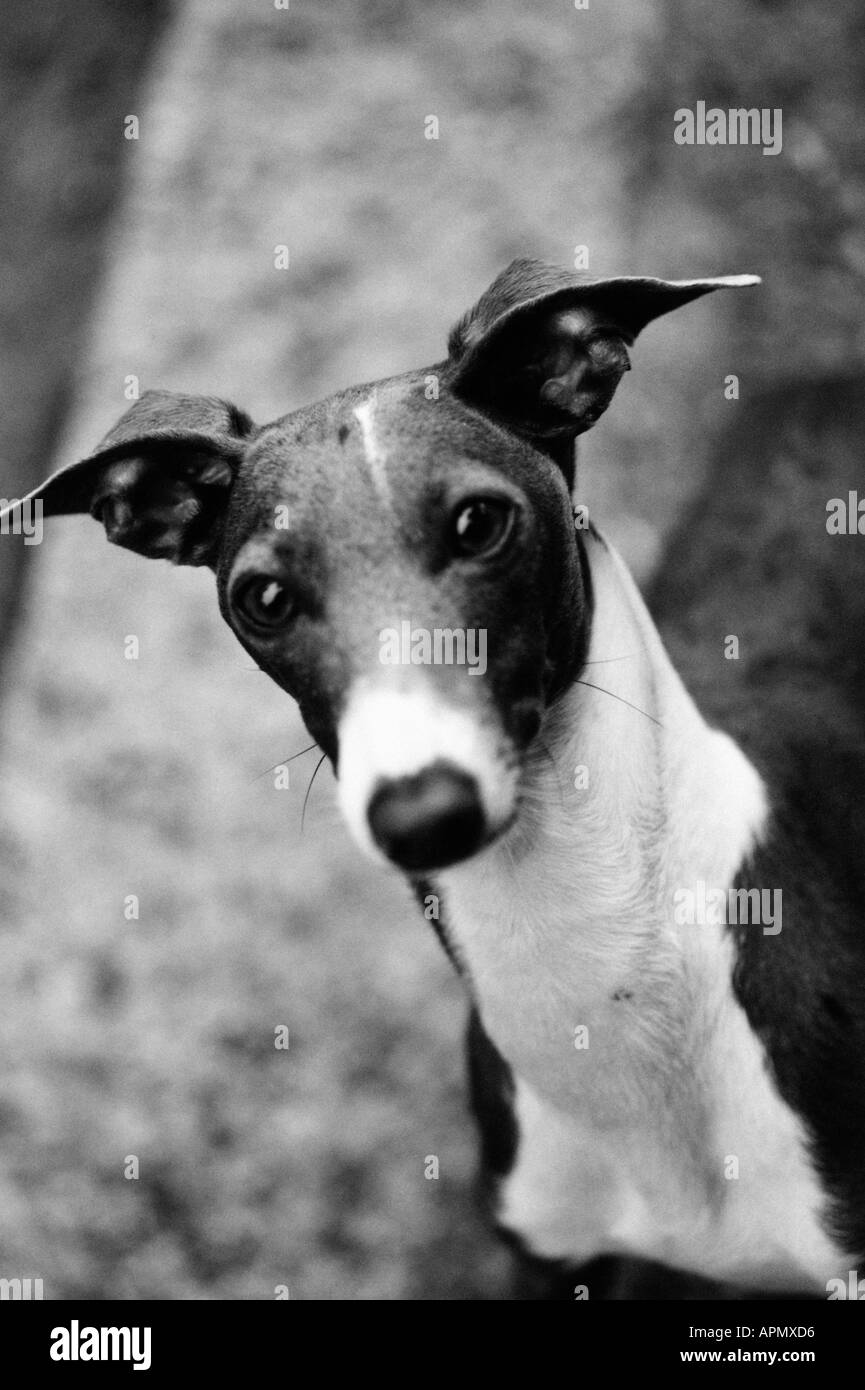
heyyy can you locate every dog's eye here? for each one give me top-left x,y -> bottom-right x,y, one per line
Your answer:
234,576 -> 294,630
451,499 -> 514,558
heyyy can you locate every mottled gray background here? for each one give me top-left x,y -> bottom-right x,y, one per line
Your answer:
0,0 -> 863,1299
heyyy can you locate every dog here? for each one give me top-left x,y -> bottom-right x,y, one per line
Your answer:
5,258 -> 863,1299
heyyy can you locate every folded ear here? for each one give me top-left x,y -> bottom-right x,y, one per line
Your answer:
446,257 -> 760,449
0,390 -> 254,567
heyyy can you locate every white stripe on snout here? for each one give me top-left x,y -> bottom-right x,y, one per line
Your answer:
337,684 -> 518,864
353,397 -> 393,508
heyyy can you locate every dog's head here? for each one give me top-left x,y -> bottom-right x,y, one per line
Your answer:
7,260 -> 757,873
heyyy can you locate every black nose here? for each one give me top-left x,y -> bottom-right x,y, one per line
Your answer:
367,761 -> 486,871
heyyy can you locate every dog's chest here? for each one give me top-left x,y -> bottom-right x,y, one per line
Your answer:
440,854 -> 843,1290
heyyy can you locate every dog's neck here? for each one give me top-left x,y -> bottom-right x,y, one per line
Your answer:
437,528 -> 769,1112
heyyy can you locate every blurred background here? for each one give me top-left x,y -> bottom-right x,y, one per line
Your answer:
0,0 -> 863,1299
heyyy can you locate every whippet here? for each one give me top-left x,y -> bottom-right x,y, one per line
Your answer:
5,259 -> 861,1299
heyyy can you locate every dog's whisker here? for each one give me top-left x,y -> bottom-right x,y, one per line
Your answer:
301,753 -> 328,834
575,678 -> 663,728
252,743 -> 319,782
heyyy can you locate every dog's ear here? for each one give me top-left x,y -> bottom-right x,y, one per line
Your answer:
0,390 -> 253,567
446,258 -> 759,447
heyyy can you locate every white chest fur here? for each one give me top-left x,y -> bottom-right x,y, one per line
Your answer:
438,533 -> 845,1290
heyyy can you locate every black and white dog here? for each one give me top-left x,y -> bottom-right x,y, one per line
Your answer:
5,260 -> 863,1298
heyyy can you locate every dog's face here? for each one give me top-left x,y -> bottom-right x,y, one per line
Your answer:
218,373 -> 586,870
10,260 -> 757,873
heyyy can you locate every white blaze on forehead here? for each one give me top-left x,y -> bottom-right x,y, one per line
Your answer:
353,394 -> 393,509
337,683 -> 518,863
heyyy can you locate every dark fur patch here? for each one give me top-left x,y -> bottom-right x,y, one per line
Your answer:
412,878 -> 464,975
648,374 -> 865,1260
465,1005 -> 518,1184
